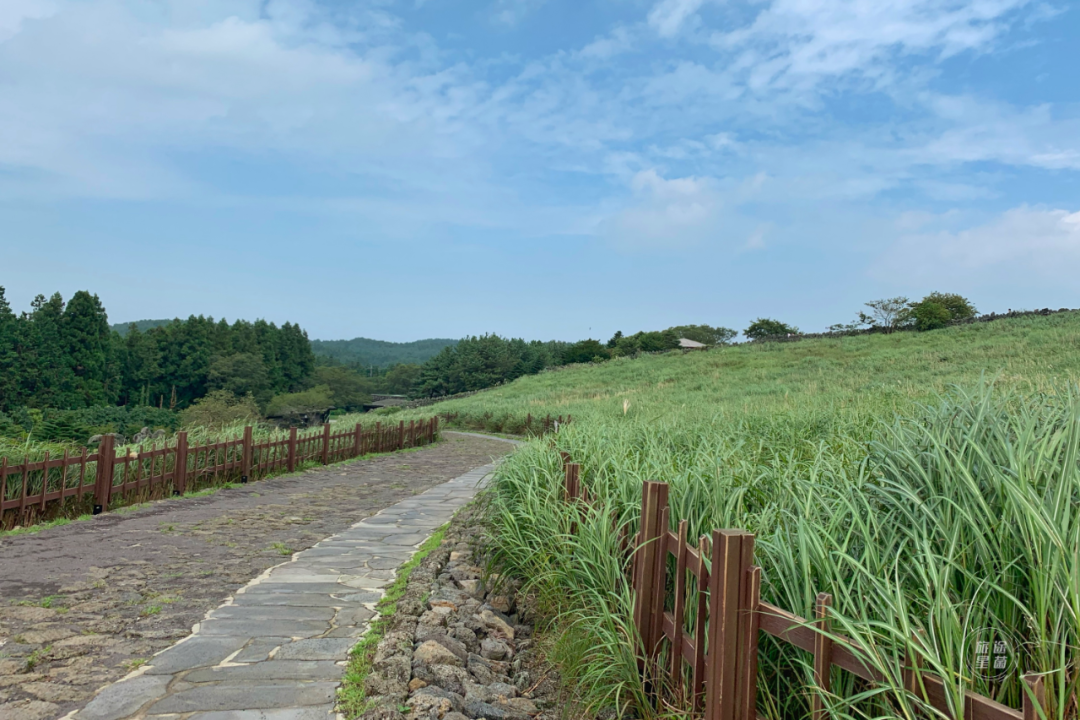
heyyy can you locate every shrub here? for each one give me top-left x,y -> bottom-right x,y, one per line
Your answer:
744,318 -> 799,340
265,385 -> 334,417
909,292 -> 977,331
180,390 -> 261,429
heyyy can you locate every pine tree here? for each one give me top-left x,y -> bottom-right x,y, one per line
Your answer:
0,287 -> 20,410
121,326 -> 161,406
63,291 -> 112,407
22,293 -> 75,408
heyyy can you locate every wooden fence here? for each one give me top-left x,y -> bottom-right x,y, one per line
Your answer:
559,457 -> 1049,720
0,418 -> 438,529
437,411 -> 569,436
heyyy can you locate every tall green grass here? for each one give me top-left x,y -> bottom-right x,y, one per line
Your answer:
445,313 -> 1080,719
485,385 -> 1080,718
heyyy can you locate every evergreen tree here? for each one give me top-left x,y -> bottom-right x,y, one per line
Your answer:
121,326 -> 161,406
21,293 -> 75,408
0,287 -> 20,410
62,290 -> 113,407
278,322 -> 315,392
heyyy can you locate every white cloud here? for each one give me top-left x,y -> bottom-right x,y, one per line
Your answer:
713,0 -> 1033,94
648,0 -> 705,38
599,169 -> 726,249
914,94 -> 1080,171
491,0 -> 547,26
0,0 -> 56,43
875,205 -> 1080,281
745,223 -> 771,250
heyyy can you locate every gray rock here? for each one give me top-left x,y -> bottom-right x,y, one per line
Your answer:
413,640 -> 463,667
78,674 -> 171,720
450,626 -> 479,653
466,655 -> 500,685
461,698 -> 526,720
429,633 -> 469,663
144,636 -> 249,675
148,682 -> 336,714
417,664 -> 472,697
274,638 -> 357,661
407,686 -> 463,716
480,638 -> 510,661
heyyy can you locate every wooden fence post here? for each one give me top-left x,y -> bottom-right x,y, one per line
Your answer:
811,593 -> 833,720
398,421 -> 405,450
241,425 -> 252,483
322,423 -> 331,465
354,423 -> 362,457
1023,674 -> 1046,720
737,564 -> 762,720
174,431 -> 188,496
633,480 -> 670,666
432,416 -> 438,442
564,463 -> 580,501
287,427 -> 298,472
93,434 -> 115,514
409,420 -> 415,448
704,530 -> 754,720
375,422 -> 382,452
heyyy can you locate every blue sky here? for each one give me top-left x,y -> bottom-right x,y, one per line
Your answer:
1,0 -> 1078,342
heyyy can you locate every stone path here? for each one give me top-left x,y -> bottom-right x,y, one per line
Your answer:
72,460 -> 501,720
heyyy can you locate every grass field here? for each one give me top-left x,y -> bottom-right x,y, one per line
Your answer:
425,312 -> 1080,719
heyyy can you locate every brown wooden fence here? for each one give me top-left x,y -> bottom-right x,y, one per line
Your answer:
559,457 -> 1049,720
1,417 -> 438,529
438,411 -> 569,436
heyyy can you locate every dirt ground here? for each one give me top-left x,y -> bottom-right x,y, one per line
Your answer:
0,432 -> 513,720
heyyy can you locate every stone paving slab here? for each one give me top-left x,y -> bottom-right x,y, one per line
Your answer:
72,460 -> 503,720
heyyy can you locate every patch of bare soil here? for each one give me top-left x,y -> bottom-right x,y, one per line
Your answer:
0,432 -> 512,720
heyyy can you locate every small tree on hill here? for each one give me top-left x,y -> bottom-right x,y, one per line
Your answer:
667,324 -> 738,345
908,292 -> 978,331
857,297 -> 911,332
562,339 -> 611,364
744,318 -> 799,340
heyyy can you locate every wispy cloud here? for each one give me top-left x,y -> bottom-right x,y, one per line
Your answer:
874,205 -> 1080,282
648,0 -> 706,38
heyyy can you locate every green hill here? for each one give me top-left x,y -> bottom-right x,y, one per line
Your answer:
310,337 -> 457,368
398,311 -> 1080,719
110,319 -> 174,336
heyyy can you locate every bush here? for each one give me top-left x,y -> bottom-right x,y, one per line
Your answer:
744,318 -> 799,340
180,390 -> 261,428
909,292 -> 978,331
562,339 -> 611,364
265,385 -> 334,417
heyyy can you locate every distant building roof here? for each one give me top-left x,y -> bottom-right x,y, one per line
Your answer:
678,338 -> 708,349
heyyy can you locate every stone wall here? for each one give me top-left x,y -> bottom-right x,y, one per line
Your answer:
359,509 -> 554,720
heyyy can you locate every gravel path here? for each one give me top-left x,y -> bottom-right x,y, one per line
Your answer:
0,433 -> 514,720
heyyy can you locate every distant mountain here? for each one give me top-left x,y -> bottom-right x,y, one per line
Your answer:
111,319 -> 175,336
311,337 -> 458,368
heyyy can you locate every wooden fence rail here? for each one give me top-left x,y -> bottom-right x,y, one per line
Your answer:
1,417 -> 439,529
559,458 -> 1048,720
437,411 -> 569,437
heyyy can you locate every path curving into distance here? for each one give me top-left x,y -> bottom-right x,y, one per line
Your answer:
0,432 -> 518,720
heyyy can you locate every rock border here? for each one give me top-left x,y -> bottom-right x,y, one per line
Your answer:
354,505 -> 548,720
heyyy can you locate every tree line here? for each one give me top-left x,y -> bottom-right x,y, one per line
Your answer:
0,287 -> 315,414
410,324 -> 738,397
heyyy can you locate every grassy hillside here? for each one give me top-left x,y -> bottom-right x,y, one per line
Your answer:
310,336 -> 457,368
422,310 -> 1080,429
415,312 -> 1080,720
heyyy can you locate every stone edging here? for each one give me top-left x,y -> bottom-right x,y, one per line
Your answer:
358,505 -> 543,720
